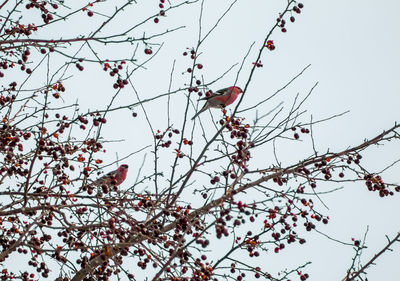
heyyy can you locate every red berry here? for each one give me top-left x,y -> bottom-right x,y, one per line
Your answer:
87,11 -> 93,17
281,28 -> 287,33
298,3 -> 304,8
41,49 -> 47,54
154,17 -> 159,23
197,64 -> 203,69
290,16 -> 295,22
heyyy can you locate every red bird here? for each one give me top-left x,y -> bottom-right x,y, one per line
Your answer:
91,164 -> 129,187
191,86 -> 243,120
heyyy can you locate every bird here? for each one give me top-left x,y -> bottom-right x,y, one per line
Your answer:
191,86 -> 243,120
90,164 -> 129,188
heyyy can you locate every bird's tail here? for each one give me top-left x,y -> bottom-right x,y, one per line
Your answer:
191,104 -> 208,120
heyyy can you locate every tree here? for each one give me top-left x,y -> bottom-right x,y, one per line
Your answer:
0,0 -> 399,280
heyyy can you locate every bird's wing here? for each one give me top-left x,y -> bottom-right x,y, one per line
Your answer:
199,88 -> 230,100
214,87 -> 230,95
92,170 -> 116,185
103,170 -> 117,178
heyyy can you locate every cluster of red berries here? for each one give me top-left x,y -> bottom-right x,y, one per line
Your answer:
244,235 -> 261,257
75,58 -> 84,71
299,272 -> 310,280
1,46 -> 54,78
0,94 -> 16,106
291,126 -> 309,140
22,231 -> 53,278
194,235 -> 210,248
277,2 -> 304,33
25,0 -> 58,23
265,40 -> 275,51
4,23 -> 38,36
364,174 -> 394,197
21,49 -> 32,73
77,115 -> 89,130
0,61 -> 11,78
113,78 -> 129,89
344,154 -> 362,165
183,48 -> 197,60
48,82 -> 65,100
183,48 -> 203,87
222,169 -> 238,180
0,124 -> 32,177
154,127 -> 181,149
92,117 -> 107,127
188,86 -> 203,97
20,271 -> 37,281
209,175 -> 220,184
252,60 -> 263,67
219,117 -> 253,170
103,61 -> 129,89
154,0 -> 166,23
82,3 -> 96,17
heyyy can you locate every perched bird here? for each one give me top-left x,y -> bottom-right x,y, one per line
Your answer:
90,164 -> 129,187
191,86 -> 243,120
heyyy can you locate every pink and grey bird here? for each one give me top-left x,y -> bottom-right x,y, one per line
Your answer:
191,86 -> 243,120
91,164 -> 129,187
